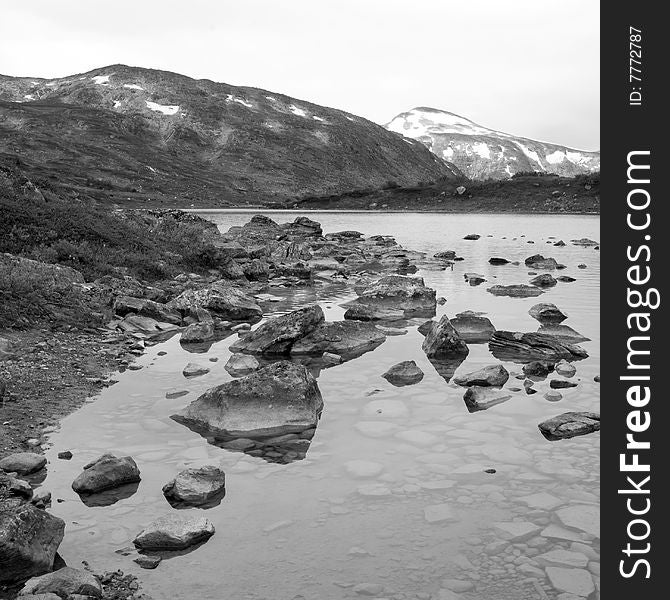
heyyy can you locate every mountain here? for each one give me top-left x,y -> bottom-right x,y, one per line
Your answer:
385,107 -> 599,180
0,66 -> 460,207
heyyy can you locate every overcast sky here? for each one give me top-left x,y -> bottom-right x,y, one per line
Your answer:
0,0 -> 599,150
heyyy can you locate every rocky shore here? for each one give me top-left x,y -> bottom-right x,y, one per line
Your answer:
1,208 -> 599,598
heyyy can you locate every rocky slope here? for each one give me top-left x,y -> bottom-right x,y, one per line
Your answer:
0,66 -> 460,207
385,107 -> 599,180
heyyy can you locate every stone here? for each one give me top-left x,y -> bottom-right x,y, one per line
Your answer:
345,275 -> 436,319
463,233 -> 480,240
180,321 -> 215,343
290,320 -> 386,359
0,497 -> 65,583
463,387 -> 512,412
422,315 -> 469,359
493,522 -> 541,541
541,524 -> 584,542
183,362 -> 210,378
463,273 -> 486,285
529,303 -> 568,324
162,466 -> 226,507
167,282 -> 262,321
424,503 -> 457,523
538,412 -> 600,440
454,364 -> 509,387
524,254 -> 564,270
71,454 -> 140,494
112,296 -> 180,324
0,452 -> 47,475
530,274 -> 557,287
224,353 -> 260,377
489,331 -> 588,362
556,505 -> 600,538
20,567 -> 102,598
489,257 -> 510,265
537,324 -> 590,343
230,305 -> 324,354
571,238 -> 599,247
174,361 -> 323,439
523,361 -> 554,377
550,380 -> 578,389
133,514 -> 215,550
555,360 -> 577,377
545,567 -> 595,597
544,390 -> 563,402
381,361 -> 424,386
134,555 -> 162,569
450,311 -> 496,343
487,284 -> 545,298
57,451 -> 73,460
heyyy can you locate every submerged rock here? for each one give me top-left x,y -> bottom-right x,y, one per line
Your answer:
538,412 -> 600,440
464,273 -> 486,286
0,497 -> 65,583
487,284 -> 545,298
523,361 -> 555,377
489,331 -> 588,362
71,454 -> 140,494
20,567 -> 102,598
230,305 -> 324,355
454,365 -> 509,387
528,303 -> 568,324
174,361 -> 323,439
555,360 -> 576,377
0,452 -> 47,475
422,316 -> 469,359
224,353 -> 260,377
382,361 -> 424,386
162,466 -> 226,507
290,320 -> 386,359
133,514 -> 215,550
463,387 -> 513,412
450,311 -> 496,343
544,390 -> 563,402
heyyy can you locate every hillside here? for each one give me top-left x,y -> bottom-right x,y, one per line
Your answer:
385,107 -> 600,180
0,66 -> 460,207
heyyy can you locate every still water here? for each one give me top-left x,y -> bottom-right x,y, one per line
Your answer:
40,213 -> 600,600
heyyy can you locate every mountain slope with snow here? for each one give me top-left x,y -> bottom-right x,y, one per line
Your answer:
0,67 -> 459,207
385,107 -> 599,180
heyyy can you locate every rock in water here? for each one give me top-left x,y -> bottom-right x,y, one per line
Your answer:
180,321 -> 215,343
550,379 -> 578,389
344,275 -> 436,319
463,273 -> 486,286
487,284 -> 545,298
537,324 -> 591,343
528,303 -> 568,324
422,316 -> 469,359
555,359 -> 577,377
417,319 -> 436,336
162,466 -> 226,507
523,361 -> 555,377
224,353 -> 260,377
489,331 -> 588,362
183,362 -> 211,378
71,454 -> 140,494
229,305 -> 324,355
0,497 -> 65,583
463,233 -> 480,240
530,274 -> 557,287
290,320 -> 386,359
463,387 -> 513,412
20,567 -> 102,598
174,361 -> 323,439
382,361 -> 424,386
538,412 -> 600,440
167,283 -> 262,322
454,365 -> 509,387
489,257 -> 510,265
133,514 -> 215,550
524,254 -> 564,270
450,311 -> 496,343
0,452 -> 47,475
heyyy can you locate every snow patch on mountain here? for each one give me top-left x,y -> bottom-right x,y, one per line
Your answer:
145,101 -> 179,115
91,75 -> 110,85
289,104 -> 307,117
516,142 -> 542,165
226,94 -> 253,108
472,142 -> 491,159
123,83 -> 144,91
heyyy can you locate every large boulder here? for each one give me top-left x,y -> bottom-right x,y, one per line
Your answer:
229,305 -> 324,355
167,283 -> 262,322
180,321 -> 215,344
528,303 -> 568,324
450,311 -> 496,343
422,316 -> 469,359
0,452 -> 47,475
112,296 -> 181,324
538,412 -> 600,440
382,361 -> 424,387
487,284 -> 545,298
346,275 -> 436,319
133,514 -> 215,550
281,216 -> 323,239
174,361 -> 323,439
290,321 -> 386,359
0,498 -> 65,583
454,365 -> 509,387
162,466 -> 226,507
20,567 -> 102,598
489,331 -> 588,362
71,454 -> 140,494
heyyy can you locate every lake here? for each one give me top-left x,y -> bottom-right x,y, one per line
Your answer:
38,212 -> 600,600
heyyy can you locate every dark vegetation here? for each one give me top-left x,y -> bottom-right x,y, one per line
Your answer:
292,172 -> 600,214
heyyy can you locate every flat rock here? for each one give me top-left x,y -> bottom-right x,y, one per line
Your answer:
345,275 -> 436,319
538,412 -> 600,440
550,379 -> 578,389
290,320 -> 386,358
537,324 -> 590,343
0,452 -> 47,475
183,362 -> 210,378
536,549 -> 589,568
463,273 -> 486,285
71,454 -> 140,494
451,311 -> 496,343
493,521 -> 541,541
382,360 -> 424,386
556,504 -> 600,538
162,466 -> 226,507
174,361 -> 323,439
454,364 -> 509,387
133,514 -> 215,550
489,331 -> 588,362
167,283 -> 262,322
20,567 -> 102,598
487,284 -> 545,298
545,567 -> 595,597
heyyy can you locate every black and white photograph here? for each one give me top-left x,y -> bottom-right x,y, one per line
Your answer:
1,1 -> 610,599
